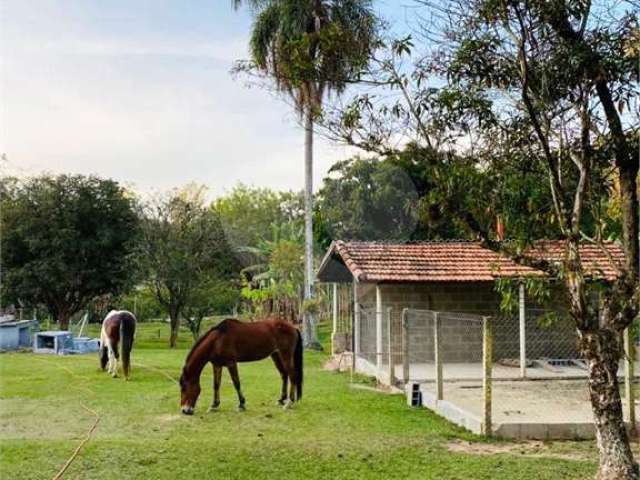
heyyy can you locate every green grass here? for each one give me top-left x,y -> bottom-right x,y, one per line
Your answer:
0,322 -> 596,479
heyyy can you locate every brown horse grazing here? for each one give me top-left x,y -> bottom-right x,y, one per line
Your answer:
179,318 -> 303,415
99,310 -> 136,379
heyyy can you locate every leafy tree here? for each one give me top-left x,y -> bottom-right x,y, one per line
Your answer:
240,222 -> 305,322
119,286 -> 165,322
316,142 -> 566,246
233,0 -> 378,348
322,1 -> 639,476
182,276 -> 239,341
139,188 -> 237,347
0,174 -> 139,329
213,184 -> 303,267
316,156 -> 420,242
435,3 -> 639,476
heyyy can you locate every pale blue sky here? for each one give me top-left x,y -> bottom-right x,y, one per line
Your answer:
1,1 -> 413,196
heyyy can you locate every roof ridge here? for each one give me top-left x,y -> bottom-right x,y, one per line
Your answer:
342,239 -> 478,245
317,239 -> 624,283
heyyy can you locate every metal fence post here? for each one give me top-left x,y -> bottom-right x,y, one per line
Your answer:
482,316 -> 493,436
434,312 -> 443,401
402,308 -> 409,383
376,285 -> 383,373
387,307 -> 394,386
331,283 -> 338,355
353,281 -> 360,373
519,283 -> 527,379
624,327 -> 636,435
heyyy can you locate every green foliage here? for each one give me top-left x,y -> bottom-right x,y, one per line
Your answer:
213,184 -> 303,268
120,286 -> 165,322
316,142 -> 566,245
240,222 -> 304,319
0,174 -> 139,327
316,155 -> 420,242
301,297 -> 321,315
494,279 -> 519,315
239,0 -> 379,112
183,276 -> 239,339
494,277 -> 554,314
139,188 -> 239,346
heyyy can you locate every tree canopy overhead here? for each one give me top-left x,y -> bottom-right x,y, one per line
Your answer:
236,0 -> 378,113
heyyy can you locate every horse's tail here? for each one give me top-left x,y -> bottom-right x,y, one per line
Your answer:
120,312 -> 136,378
294,329 -> 303,400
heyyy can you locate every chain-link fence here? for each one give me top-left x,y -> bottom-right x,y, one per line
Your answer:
0,308 -> 40,322
398,308 -> 639,438
352,307 -> 402,383
329,283 -> 354,354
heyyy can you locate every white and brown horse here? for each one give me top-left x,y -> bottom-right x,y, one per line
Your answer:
100,310 -> 136,379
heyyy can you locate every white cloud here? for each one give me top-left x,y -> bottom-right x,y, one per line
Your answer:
0,1 -> 355,196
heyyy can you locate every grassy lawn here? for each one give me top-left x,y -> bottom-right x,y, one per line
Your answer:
0,321 -> 598,479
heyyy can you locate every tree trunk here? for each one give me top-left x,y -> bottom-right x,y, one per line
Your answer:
57,311 -> 72,331
303,105 -> 321,350
189,316 -> 202,342
191,327 -> 200,342
581,329 -> 638,480
169,306 -> 180,348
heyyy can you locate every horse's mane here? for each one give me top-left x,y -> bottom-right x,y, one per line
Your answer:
184,319 -> 234,365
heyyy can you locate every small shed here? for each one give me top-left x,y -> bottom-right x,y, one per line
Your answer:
318,240 -> 622,366
0,319 -> 39,351
316,240 -> 632,439
318,241 -> 638,439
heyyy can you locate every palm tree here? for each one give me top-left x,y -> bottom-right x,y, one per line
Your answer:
234,0 -> 377,348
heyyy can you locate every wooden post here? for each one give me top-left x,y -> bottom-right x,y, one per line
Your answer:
402,308 -> 409,383
482,316 -> 493,436
519,283 -> 527,378
331,283 -> 338,355
376,285 -> 383,373
434,312 -> 443,401
624,327 -> 636,435
387,307 -> 394,386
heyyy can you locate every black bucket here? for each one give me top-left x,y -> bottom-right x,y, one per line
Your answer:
410,383 -> 422,407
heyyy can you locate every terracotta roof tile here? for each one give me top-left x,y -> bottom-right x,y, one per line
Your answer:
317,240 -> 624,283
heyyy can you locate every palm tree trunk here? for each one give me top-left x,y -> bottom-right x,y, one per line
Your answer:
303,106 -> 321,349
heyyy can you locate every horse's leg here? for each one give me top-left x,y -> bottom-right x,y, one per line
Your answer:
227,363 -> 246,411
271,353 -> 288,405
283,356 -> 297,409
208,365 -> 222,412
107,342 -> 118,377
112,342 -> 120,378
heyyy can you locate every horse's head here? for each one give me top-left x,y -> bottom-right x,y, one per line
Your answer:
179,369 -> 200,415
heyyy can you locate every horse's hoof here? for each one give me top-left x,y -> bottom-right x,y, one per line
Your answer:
277,399 -> 286,406
283,401 -> 293,410
237,405 -> 246,412
207,405 -> 219,413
